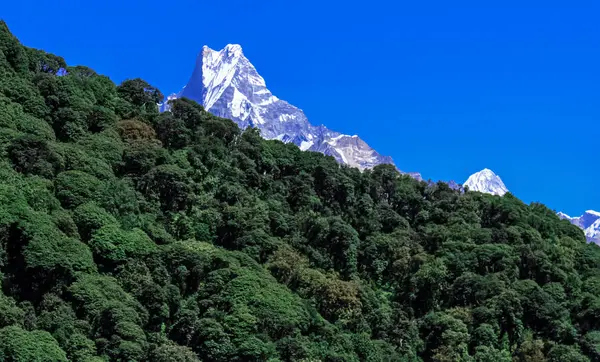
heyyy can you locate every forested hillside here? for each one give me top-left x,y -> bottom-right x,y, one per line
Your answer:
1,21 -> 600,361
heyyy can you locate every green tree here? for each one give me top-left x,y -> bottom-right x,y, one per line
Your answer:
149,342 -> 200,362
8,135 -> 63,178
0,325 -> 68,361
89,224 -> 157,265
54,170 -> 102,208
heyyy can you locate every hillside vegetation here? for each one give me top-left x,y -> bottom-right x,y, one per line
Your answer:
1,21 -> 600,361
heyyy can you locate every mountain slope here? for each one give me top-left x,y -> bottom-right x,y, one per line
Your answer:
462,169 -> 598,243
4,21 -> 600,361
463,168 -> 509,196
161,44 -> 420,176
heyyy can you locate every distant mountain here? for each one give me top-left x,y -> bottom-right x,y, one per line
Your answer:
463,168 -> 508,196
447,180 -> 462,191
160,44 -> 420,177
558,210 -> 600,243
462,169 -> 599,243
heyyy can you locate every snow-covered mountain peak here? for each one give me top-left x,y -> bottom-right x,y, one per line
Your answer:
202,43 -> 243,56
160,44 -> 420,176
201,44 -> 244,63
224,43 -> 243,54
201,45 -> 212,55
464,168 -> 508,196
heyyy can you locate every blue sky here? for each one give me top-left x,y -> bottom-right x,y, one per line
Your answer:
2,0 -> 599,215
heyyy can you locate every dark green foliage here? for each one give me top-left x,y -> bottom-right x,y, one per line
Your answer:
116,78 -> 163,120
8,135 -> 63,178
73,202 -> 118,241
0,292 -> 24,328
149,341 -> 200,362
89,224 -> 156,264
0,325 -> 68,361
59,143 -> 114,179
0,20 -> 599,361
139,164 -> 192,212
54,170 -> 103,208
154,112 -> 191,149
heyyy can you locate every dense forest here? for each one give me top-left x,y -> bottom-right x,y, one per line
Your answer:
1,21 -> 600,361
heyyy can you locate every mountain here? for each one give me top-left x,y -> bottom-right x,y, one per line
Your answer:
6,21 -> 600,360
160,44 -> 420,177
461,168 -> 599,243
160,42 -> 600,243
558,210 -> 600,243
463,168 -> 509,196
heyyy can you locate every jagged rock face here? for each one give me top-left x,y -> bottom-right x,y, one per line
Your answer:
463,168 -> 508,196
160,44 -> 419,176
558,210 -> 600,244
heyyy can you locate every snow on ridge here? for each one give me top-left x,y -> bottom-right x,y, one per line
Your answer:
229,88 -> 248,119
278,114 -> 296,122
327,134 -> 347,144
300,140 -> 314,151
587,219 -> 600,240
571,210 -> 600,228
201,47 -> 243,110
224,44 -> 243,54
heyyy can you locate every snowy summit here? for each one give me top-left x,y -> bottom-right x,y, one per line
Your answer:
463,168 -> 509,196
159,44 -> 419,175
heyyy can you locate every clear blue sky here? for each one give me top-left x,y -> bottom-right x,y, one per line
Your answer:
2,0 -> 599,216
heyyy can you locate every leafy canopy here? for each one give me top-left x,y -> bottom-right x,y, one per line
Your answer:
0,20 -> 598,362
